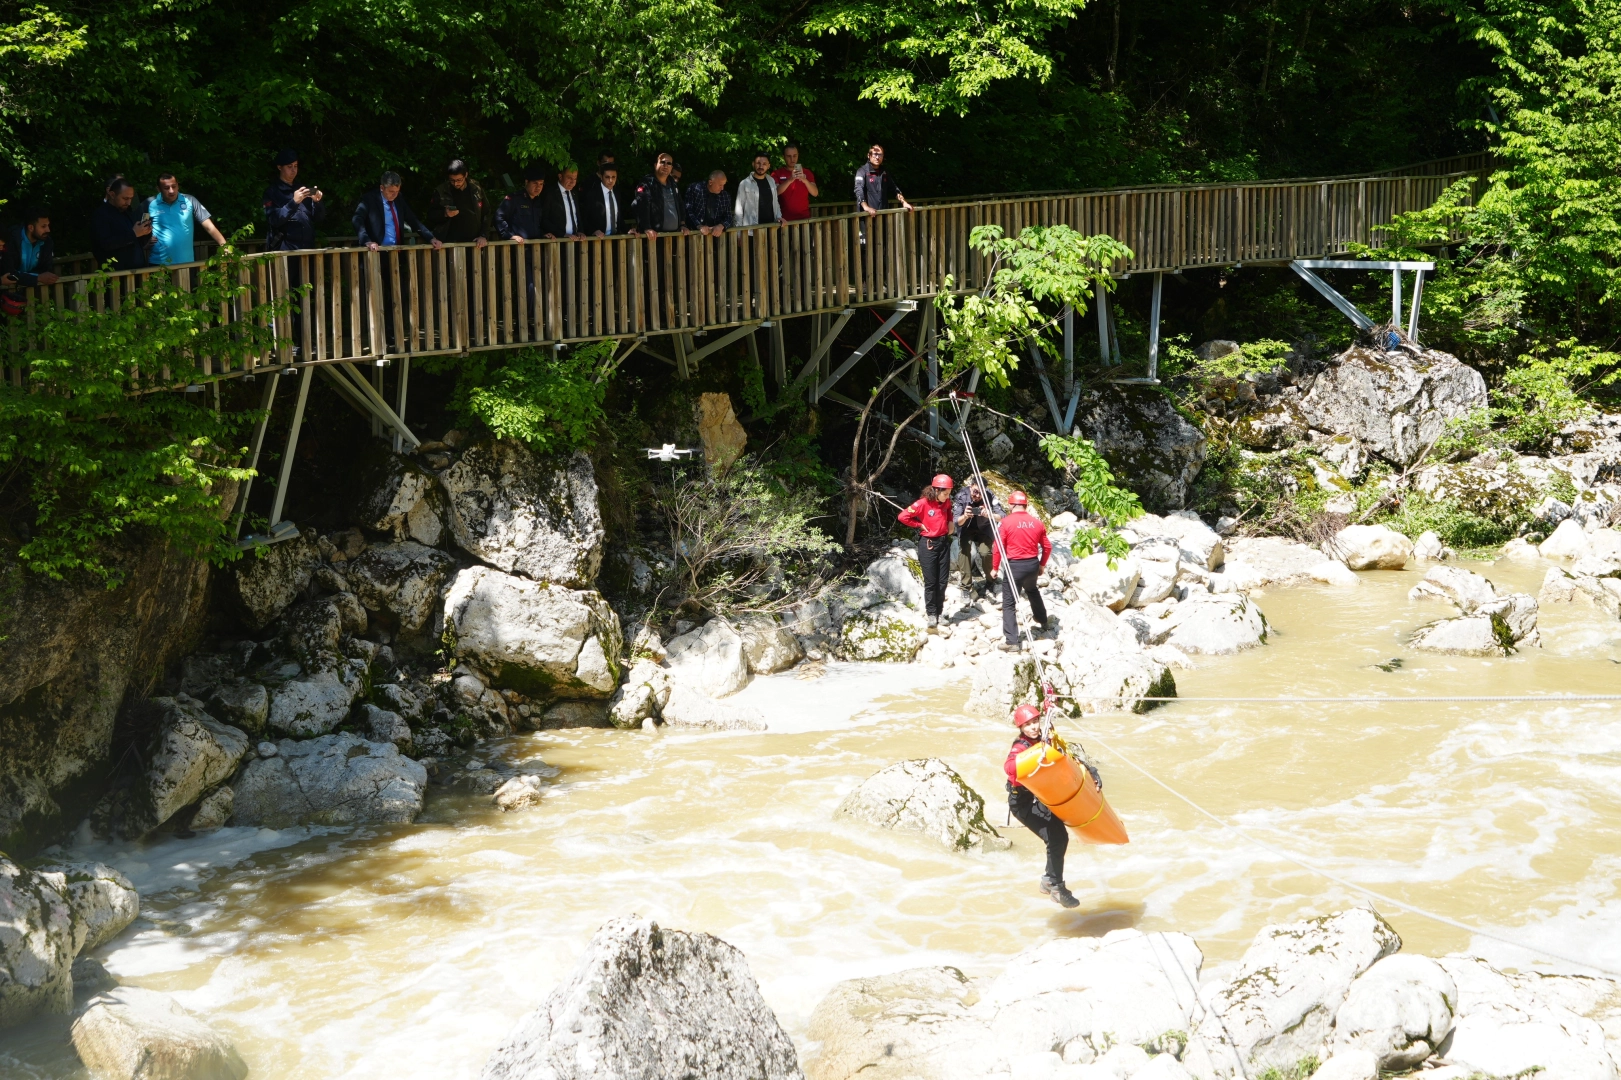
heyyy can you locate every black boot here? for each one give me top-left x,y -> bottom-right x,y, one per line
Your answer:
1049,881 -> 1080,908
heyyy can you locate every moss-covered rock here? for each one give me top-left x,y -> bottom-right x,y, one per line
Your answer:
839,603 -> 928,662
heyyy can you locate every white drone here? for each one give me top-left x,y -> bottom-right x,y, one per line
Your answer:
646,444 -> 696,462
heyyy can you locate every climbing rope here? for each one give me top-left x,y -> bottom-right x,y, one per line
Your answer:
945,396 -> 1621,980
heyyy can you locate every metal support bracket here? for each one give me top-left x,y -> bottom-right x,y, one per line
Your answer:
266,364 -> 313,531
322,362 -> 422,448
793,309 -> 856,400
232,369 -> 282,539
686,321 -> 761,367
1027,340 -> 1065,433
815,302 -> 916,401
1291,260 -> 1435,338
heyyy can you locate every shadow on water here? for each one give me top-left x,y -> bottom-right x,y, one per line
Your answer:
1050,901 -> 1146,938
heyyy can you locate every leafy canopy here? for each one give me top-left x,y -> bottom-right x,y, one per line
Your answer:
0,247 -> 289,584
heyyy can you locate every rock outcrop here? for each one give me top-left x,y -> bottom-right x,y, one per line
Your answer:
72,986 -> 248,1080
265,669 -> 360,738
126,697 -> 250,837
0,858 -> 76,1027
697,392 -> 749,470
1327,954 -> 1457,1071
1,533 -> 214,851
481,917 -> 803,1080
224,532 -> 320,631
1408,566 -> 1540,655
353,446 -> 448,546
1190,908 -> 1401,1077
1073,386 -> 1207,511
665,619 -> 752,698
1298,344 -> 1488,466
1327,524 -> 1413,571
442,566 -> 622,699
440,440 -> 604,588
1437,955 -> 1618,1080
232,734 -> 428,827
835,760 -> 1008,852
35,861 -> 140,954
344,541 -> 457,636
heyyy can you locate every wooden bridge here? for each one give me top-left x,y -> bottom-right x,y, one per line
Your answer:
3,153 -> 1485,541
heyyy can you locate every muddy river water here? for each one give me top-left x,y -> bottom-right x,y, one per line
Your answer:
6,557 -> 1621,1078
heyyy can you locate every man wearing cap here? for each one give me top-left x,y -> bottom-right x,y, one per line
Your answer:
897,474 -> 956,630
497,166 -> 546,242
428,159 -> 490,247
263,148 -> 326,251
991,490 -> 1052,652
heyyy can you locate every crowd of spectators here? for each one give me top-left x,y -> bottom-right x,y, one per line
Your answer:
1,141 -> 916,292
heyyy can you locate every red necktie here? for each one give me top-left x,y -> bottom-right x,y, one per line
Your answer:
389,201 -> 401,244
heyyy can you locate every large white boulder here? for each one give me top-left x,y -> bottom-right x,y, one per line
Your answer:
127,698 -> 250,836
607,659 -> 673,729
1327,524 -> 1414,571
33,862 -> 139,954
481,917 -> 803,1080
841,602 -> 928,663
805,966 -> 998,1080
738,614 -> 805,674
866,548 -> 926,611
979,930 -> 1205,1062
1409,616 -> 1512,656
0,857 -> 75,1027
440,440 -> 604,588
666,620 -> 752,697
1541,518 -> 1592,559
266,669 -> 358,738
1050,602 -> 1176,713
1297,344 -> 1487,466
1123,513 -> 1225,570
1063,553 -> 1141,612
442,566 -> 622,698
1190,908 -> 1400,1077
966,652 -> 1038,719
354,449 -> 446,545
1409,565 -> 1501,610
232,734 -> 428,828
1329,954 -> 1456,1070
344,541 -> 457,635
71,986 -> 248,1080
835,759 -> 1008,852
659,683 -> 767,731
1437,955 -> 1618,1080
1220,536 -> 1342,591
1152,594 -> 1267,655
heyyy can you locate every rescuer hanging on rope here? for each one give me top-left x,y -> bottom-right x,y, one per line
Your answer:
1005,704 -> 1079,908
991,491 -> 1052,652
897,474 -> 955,632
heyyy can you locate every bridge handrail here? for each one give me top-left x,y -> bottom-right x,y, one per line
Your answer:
4,161 -> 1485,388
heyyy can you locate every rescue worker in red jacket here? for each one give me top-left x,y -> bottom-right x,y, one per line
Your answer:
897,474 -> 954,630
990,490 -> 1052,652
1005,704 -> 1078,908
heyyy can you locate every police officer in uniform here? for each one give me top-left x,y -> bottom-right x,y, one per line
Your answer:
496,165 -> 547,242
262,148 -> 325,251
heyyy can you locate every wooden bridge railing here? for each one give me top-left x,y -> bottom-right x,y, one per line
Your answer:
4,159 -> 1484,386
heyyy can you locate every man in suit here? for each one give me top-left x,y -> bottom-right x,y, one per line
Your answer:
353,171 -> 442,251
579,162 -> 625,237
541,166 -> 583,239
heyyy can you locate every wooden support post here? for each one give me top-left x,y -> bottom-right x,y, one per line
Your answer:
268,365 -> 313,528
232,370 -> 281,538
770,321 -> 787,386
745,329 -> 762,372
674,333 -> 690,380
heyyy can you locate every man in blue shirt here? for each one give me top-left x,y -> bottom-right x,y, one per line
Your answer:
353,171 -> 441,251
148,174 -> 228,266
1,209 -> 58,290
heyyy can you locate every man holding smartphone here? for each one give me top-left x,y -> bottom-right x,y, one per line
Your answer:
954,478 -> 1001,598
263,148 -> 326,251
770,143 -> 818,221
91,177 -> 151,271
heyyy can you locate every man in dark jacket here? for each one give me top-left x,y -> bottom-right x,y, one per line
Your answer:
686,171 -> 732,236
1,210 -> 59,289
630,153 -> 685,236
353,172 -> 441,250
578,162 -> 625,237
854,144 -> 914,216
262,148 -> 326,251
91,177 -> 151,271
428,159 -> 490,247
540,166 -> 583,239
496,165 -> 546,241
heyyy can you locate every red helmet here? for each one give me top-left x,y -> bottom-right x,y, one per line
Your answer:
931,474 -> 955,490
1008,490 -> 1029,506
1013,704 -> 1042,726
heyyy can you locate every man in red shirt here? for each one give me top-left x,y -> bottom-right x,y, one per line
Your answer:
897,474 -> 955,630
771,143 -> 819,222
990,490 -> 1052,651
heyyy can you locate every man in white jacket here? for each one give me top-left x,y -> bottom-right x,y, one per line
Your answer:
733,152 -> 783,227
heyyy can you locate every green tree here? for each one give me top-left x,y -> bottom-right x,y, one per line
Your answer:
0,250 -> 289,584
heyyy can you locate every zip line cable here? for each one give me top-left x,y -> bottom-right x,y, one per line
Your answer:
1137,695 -> 1621,704
943,392 -> 1621,980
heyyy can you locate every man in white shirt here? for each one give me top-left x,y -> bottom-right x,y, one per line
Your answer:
734,152 -> 782,227
581,162 -> 624,236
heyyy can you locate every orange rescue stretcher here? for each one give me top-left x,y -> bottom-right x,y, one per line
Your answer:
1014,736 -> 1129,845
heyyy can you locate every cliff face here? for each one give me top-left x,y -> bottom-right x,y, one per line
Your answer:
0,536 -> 213,852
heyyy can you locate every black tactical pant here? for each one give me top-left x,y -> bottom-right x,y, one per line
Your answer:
1009,785 -> 1068,883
